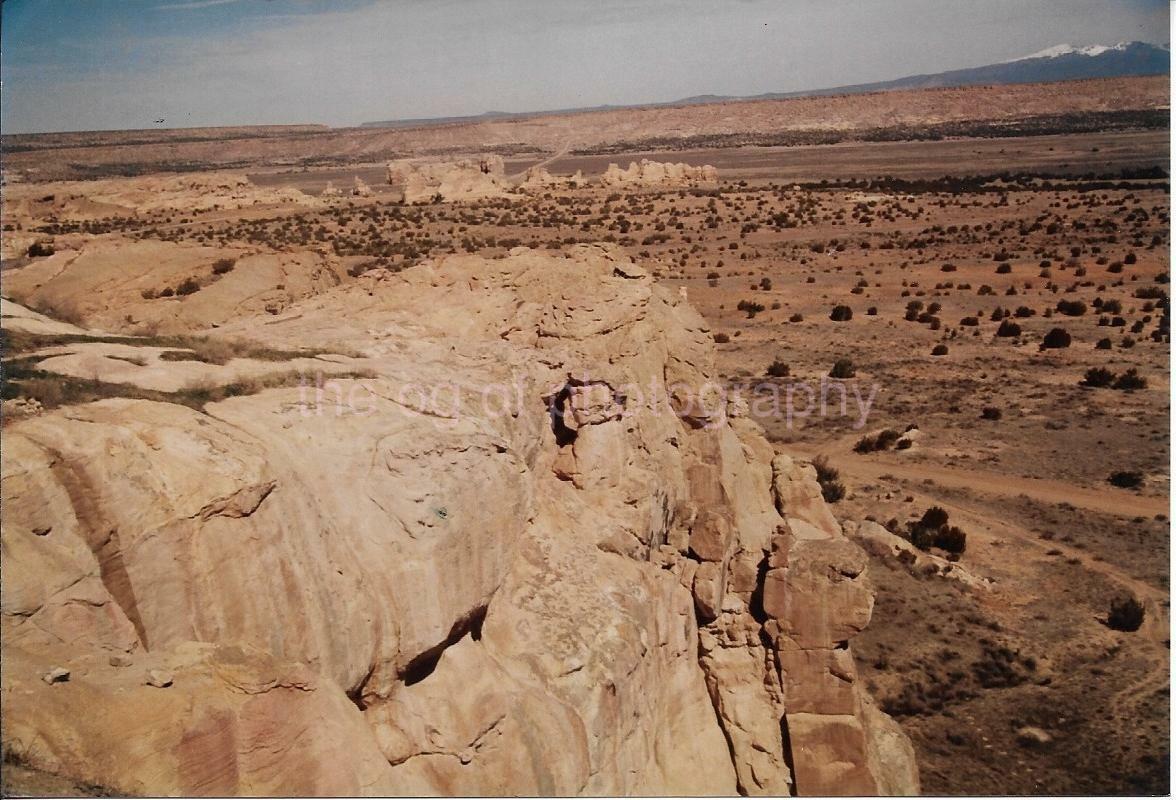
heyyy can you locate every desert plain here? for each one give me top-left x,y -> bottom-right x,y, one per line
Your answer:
0,76 -> 1169,796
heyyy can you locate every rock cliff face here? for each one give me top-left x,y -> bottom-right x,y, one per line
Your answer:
1,245 -> 916,795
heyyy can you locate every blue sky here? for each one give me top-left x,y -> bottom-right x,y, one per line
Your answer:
1,0 -> 1169,133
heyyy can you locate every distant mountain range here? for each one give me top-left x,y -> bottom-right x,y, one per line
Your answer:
361,41 -> 1169,128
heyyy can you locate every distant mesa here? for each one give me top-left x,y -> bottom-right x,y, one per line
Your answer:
361,41 -> 1168,129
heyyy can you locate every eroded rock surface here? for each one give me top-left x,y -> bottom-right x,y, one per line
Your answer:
1,245 -> 916,795
387,155 -> 511,203
600,159 -> 719,188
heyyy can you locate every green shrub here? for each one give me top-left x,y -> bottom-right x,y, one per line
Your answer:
1108,471 -> 1144,489
1041,328 -> 1071,349
812,457 -> 845,504
1106,596 -> 1145,632
766,359 -> 790,378
1113,369 -> 1147,391
935,526 -> 967,555
175,277 -> 201,296
1082,367 -> 1115,388
996,320 -> 1021,337
829,358 -> 855,379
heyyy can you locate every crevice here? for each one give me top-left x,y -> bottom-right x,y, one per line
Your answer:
693,605 -> 747,796
748,551 -> 771,624
399,604 -> 488,687
548,384 -> 577,447
779,714 -> 799,797
35,441 -> 148,650
347,663 -> 376,711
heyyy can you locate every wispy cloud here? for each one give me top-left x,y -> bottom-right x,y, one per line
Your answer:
155,0 -> 246,12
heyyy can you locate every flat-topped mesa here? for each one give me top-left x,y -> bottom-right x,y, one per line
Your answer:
600,159 -> 719,188
386,154 -> 510,203
1,245 -> 916,796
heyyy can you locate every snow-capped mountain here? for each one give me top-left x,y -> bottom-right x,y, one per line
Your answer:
1008,41 -> 1162,62
674,41 -> 1170,105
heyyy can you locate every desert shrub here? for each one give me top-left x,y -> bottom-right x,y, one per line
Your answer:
972,643 -> 1028,689
920,506 -> 950,529
1082,367 -> 1115,388
1106,596 -> 1145,632
959,316 -> 979,326
812,457 -> 845,504
1014,306 -> 1035,318
1108,470 -> 1144,489
941,263 -> 957,272
140,288 -> 156,300
1095,337 -> 1113,350
995,263 -> 1012,274
765,359 -> 790,378
175,277 -> 201,296
829,305 -> 853,322
1134,286 -> 1166,300
1040,328 -> 1071,349
908,524 -> 936,551
212,258 -> 236,275
931,344 -> 948,356
854,429 -> 901,454
737,299 -> 766,318
789,313 -> 804,323
829,358 -> 855,379
995,319 -> 1021,337
27,241 -> 55,257
713,332 -> 730,344
905,506 -> 966,554
1112,368 -> 1147,391
1056,299 -> 1087,316
980,407 -> 1002,421
866,306 -> 878,316
935,525 -> 967,555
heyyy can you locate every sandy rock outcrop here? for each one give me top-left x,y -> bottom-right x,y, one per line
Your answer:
1,245 -> 916,795
600,159 -> 718,188
387,155 -> 511,203
2,172 -> 318,226
3,239 -> 347,334
519,166 -> 587,192
848,519 -> 993,590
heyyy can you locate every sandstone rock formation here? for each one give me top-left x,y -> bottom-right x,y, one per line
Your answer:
387,155 -> 511,203
1,172 -> 318,225
600,159 -> 718,189
3,239 -> 346,335
1,245 -> 916,795
519,166 -> 587,192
